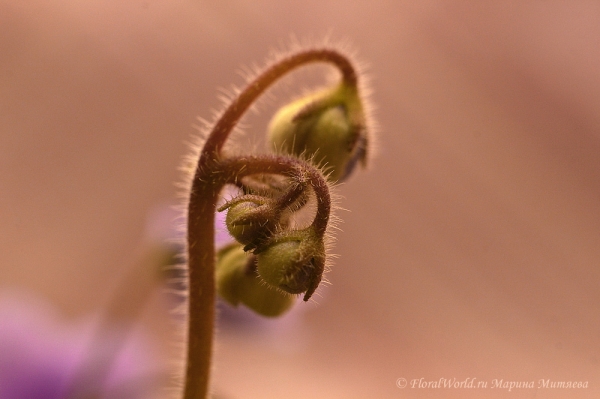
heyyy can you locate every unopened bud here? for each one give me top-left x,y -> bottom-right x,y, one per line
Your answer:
219,196 -> 278,247
216,244 -> 295,317
268,83 -> 368,182
256,229 -> 325,301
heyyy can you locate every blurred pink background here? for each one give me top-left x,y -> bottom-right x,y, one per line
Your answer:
2,1 -> 599,398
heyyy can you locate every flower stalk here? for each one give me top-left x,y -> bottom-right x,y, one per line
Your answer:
182,47 -> 368,399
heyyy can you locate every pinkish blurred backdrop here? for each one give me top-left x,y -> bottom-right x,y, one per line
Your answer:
1,1 -> 599,398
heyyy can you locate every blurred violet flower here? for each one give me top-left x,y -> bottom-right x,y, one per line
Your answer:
0,290 -> 163,399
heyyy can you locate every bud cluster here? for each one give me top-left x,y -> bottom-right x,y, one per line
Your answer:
213,51 -> 371,316
216,172 -> 326,307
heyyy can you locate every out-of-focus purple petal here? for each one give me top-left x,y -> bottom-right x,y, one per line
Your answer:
145,203 -> 233,249
0,290 -> 162,399
214,209 -> 233,247
0,291 -> 76,399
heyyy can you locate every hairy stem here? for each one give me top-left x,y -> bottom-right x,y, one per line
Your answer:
184,178 -> 220,399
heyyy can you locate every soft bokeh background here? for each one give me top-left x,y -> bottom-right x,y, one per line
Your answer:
2,1 -> 599,398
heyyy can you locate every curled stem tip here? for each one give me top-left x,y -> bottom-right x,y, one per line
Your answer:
182,46 -> 361,399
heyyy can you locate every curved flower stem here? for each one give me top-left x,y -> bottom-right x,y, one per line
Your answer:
220,155 -> 331,237
183,48 -> 356,399
199,49 -> 357,161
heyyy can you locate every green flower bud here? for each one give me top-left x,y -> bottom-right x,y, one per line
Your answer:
256,229 -> 325,301
219,196 -> 278,247
268,83 -> 368,182
216,244 -> 295,317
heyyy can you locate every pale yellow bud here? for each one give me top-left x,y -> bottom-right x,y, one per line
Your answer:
268,83 -> 367,181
